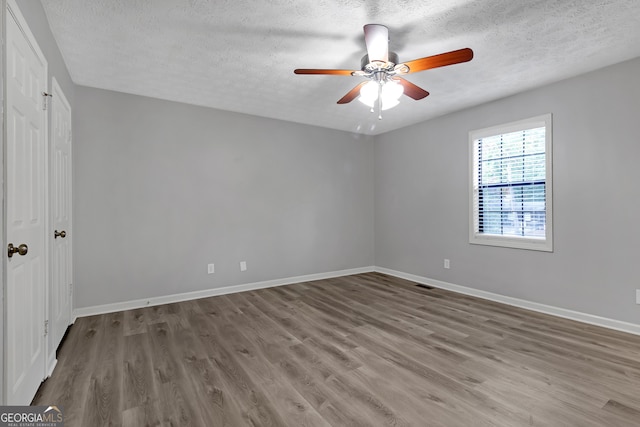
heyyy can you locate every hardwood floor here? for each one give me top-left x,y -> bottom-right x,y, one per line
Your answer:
34,273 -> 640,426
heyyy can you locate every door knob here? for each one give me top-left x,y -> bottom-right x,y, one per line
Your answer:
54,230 -> 66,239
8,243 -> 28,258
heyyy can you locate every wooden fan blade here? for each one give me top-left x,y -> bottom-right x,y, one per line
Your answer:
399,48 -> 473,73
394,77 -> 429,100
337,82 -> 368,104
294,69 -> 356,76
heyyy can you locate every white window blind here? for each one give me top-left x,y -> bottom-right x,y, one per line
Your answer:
469,114 -> 553,251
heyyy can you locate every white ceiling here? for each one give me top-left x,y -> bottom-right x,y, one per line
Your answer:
41,0 -> 640,135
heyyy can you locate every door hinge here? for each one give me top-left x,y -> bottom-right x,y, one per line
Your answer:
44,320 -> 49,336
69,283 -> 73,296
42,92 -> 52,110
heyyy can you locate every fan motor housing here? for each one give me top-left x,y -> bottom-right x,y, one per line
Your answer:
361,52 -> 399,71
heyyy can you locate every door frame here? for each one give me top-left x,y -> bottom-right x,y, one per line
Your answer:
0,0 -> 6,405
2,0 -> 50,404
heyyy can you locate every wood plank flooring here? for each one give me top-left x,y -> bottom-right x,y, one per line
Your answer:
33,272 -> 640,426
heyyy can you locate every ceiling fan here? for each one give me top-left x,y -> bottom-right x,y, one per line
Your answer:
294,24 -> 473,119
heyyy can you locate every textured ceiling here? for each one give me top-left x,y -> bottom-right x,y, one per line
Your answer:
41,0 -> 640,135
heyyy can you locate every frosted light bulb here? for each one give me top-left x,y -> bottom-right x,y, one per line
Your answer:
382,80 -> 403,101
358,81 -> 378,107
381,98 -> 400,111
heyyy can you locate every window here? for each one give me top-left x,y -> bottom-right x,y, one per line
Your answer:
469,114 -> 553,251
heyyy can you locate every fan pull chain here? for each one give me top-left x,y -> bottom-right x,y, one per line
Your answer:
377,83 -> 383,120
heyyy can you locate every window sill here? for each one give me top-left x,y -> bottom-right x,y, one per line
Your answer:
470,234 -> 553,252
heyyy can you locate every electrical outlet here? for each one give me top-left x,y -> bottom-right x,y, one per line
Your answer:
240,261 -> 247,272
207,263 -> 215,274
444,259 -> 450,269
636,289 -> 640,304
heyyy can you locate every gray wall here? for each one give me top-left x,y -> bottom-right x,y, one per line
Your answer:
74,87 -> 375,308
375,57 -> 640,325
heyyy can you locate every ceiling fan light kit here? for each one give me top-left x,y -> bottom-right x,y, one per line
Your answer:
294,24 -> 473,120
358,80 -> 403,112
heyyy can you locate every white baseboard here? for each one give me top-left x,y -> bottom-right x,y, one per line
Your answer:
73,266 -> 375,320
72,264 -> 640,337
374,266 -> 640,337
46,356 -> 57,378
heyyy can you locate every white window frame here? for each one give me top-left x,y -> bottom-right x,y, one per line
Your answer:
469,113 -> 553,252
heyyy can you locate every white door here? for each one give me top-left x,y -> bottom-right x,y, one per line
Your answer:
5,1 -> 49,405
49,78 -> 72,365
